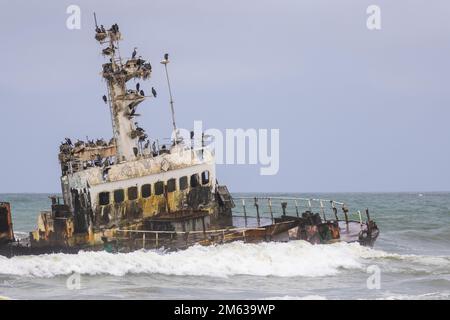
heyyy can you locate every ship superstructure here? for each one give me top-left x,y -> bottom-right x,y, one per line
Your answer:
28,22 -> 234,250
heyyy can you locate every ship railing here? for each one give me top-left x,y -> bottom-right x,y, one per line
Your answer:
156,137 -> 216,154
231,196 -> 371,228
116,227 -> 266,250
63,143 -> 213,174
138,144 -> 213,164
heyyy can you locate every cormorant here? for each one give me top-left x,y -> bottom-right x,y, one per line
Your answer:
139,134 -> 148,142
110,24 -> 119,33
132,48 -> 137,59
151,87 -> 157,98
144,63 -> 152,71
136,83 -> 140,91
102,95 -> 107,103
65,138 -> 73,146
140,90 -> 145,96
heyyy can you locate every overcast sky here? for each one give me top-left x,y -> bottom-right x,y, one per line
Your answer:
0,0 -> 449,193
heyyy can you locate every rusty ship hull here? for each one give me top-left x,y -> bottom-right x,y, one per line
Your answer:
0,195 -> 379,258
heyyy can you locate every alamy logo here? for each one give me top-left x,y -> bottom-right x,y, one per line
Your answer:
366,265 -> 381,290
176,121 -> 280,176
66,5 -> 81,30
366,5 -> 381,30
66,272 -> 81,290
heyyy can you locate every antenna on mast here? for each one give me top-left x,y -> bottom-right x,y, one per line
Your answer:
93,12 -> 98,28
161,53 -> 179,144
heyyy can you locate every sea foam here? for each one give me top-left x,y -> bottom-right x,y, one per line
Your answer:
0,241 -> 447,278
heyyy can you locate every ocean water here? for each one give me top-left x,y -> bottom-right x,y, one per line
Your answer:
0,193 -> 449,300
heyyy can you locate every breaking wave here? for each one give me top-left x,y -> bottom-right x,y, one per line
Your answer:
0,241 -> 449,278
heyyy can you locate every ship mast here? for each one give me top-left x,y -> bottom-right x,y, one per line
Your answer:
160,53 -> 179,144
95,19 -> 152,162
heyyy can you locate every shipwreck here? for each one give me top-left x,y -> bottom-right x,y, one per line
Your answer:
0,20 -> 379,257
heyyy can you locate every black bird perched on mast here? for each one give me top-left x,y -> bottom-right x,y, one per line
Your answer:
151,87 -> 157,98
102,95 -> 107,104
132,47 -> 137,59
136,83 -> 140,92
65,138 -> 73,146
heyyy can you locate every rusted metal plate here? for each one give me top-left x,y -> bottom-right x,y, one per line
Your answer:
0,202 -> 14,244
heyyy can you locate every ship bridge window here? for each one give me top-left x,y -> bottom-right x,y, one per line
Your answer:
154,181 -> 164,196
128,186 -> 138,201
114,189 -> 125,204
179,176 -> 188,191
202,171 -> 210,185
190,174 -> 200,188
167,178 -> 176,193
141,184 -> 151,198
98,192 -> 110,206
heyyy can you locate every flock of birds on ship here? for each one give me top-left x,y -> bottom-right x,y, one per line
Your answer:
58,22 -> 166,163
